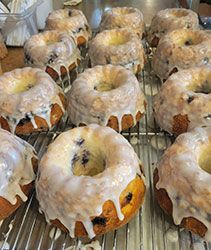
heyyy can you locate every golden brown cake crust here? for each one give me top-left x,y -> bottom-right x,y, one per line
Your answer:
150,36 -> 159,48
0,93 -> 66,135
51,174 -> 145,237
153,168 -> 207,238
172,114 -> 190,136
107,110 -> 143,131
135,63 -> 143,75
0,63 -> 2,76
45,60 -> 80,81
78,110 -> 145,132
0,36 -> 8,60
0,157 -> 38,220
77,36 -> 87,46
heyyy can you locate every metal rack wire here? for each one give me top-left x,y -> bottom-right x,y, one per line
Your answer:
0,42 -> 210,250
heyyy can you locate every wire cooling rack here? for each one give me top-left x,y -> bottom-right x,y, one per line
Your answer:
0,41 -> 210,250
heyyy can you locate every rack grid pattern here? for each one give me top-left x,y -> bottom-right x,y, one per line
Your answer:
0,41 -> 210,250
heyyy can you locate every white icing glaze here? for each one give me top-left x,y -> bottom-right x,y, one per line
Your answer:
0,241 -> 9,250
152,29 -> 211,80
130,136 -> 139,145
77,240 -> 101,250
100,7 -> 144,38
67,65 -> 146,131
45,9 -> 91,45
148,8 -> 199,46
36,124 -> 143,238
165,227 -> 178,242
89,29 -> 145,74
24,30 -> 81,80
153,66 -> 211,134
65,240 -> 101,250
49,227 -> 61,240
150,135 -> 171,151
0,128 -> 36,204
156,127 -> 211,241
0,67 -> 65,134
191,242 -> 205,250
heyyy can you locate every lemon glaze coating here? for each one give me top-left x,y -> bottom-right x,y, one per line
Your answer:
155,127 -> 211,241
0,67 -> 65,134
0,128 -> 36,205
148,8 -> 199,47
100,7 -> 144,38
152,29 -> 211,80
153,66 -> 211,135
45,9 -> 91,45
36,124 -> 145,238
67,65 -> 146,131
24,30 -> 81,80
89,28 -> 145,74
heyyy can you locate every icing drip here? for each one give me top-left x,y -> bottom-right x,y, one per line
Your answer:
65,240 -> 101,250
156,127 -> 211,241
148,8 -> 199,46
121,60 -> 141,75
153,66 -> 211,134
165,227 -> 178,242
36,124 -> 143,238
24,31 -> 81,80
67,65 -> 146,131
0,241 -> 9,250
0,129 -> 36,204
100,7 -> 144,38
49,227 -> 61,240
45,9 -> 91,45
150,135 -> 171,151
152,29 -> 211,80
0,67 -> 65,134
89,28 -> 145,74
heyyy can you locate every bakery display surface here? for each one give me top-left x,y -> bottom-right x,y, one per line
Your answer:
0,33 -> 8,60
0,0 -> 211,249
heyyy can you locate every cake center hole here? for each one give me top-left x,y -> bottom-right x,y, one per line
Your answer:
170,10 -> 188,18
183,35 -> 203,46
184,39 -> 193,46
175,32 -> 203,47
188,80 -> 211,94
72,138 -> 106,176
8,76 -> 36,94
94,81 -> 115,92
45,36 -> 59,45
108,35 -> 128,46
117,8 -> 135,15
198,143 -> 211,174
